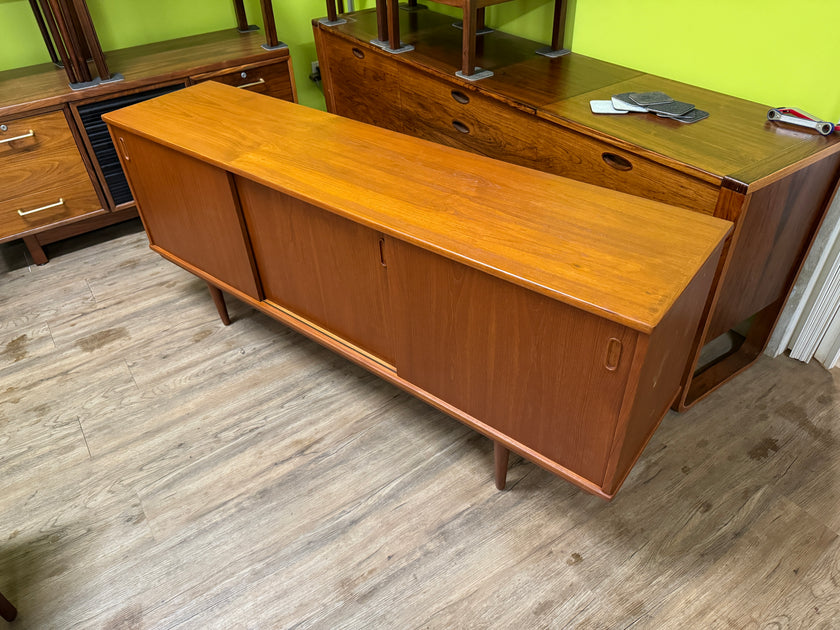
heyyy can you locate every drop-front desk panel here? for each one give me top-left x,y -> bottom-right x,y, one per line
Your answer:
313,8 -> 840,409
104,82 -> 730,499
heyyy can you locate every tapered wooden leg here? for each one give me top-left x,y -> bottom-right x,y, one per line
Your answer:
494,441 -> 509,490
207,283 -> 231,326
0,591 -> 17,622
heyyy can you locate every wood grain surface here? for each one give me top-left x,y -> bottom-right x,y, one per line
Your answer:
0,110 -> 101,242
1,221 -> 839,628
103,82 -> 731,333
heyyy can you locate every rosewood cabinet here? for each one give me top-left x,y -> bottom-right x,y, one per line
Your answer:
313,8 -> 840,409
104,82 -> 731,499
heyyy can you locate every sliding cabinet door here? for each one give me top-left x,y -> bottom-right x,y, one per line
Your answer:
236,177 -> 395,365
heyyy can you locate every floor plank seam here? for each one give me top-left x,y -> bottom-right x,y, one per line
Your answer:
76,416 -> 93,460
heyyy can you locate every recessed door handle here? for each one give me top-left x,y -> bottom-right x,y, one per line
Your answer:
451,90 -> 470,104
602,152 -> 633,171
452,120 -> 470,134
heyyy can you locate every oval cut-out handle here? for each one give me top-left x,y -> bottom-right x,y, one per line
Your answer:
605,338 -> 623,371
452,120 -> 470,134
118,137 -> 130,161
352,47 -> 365,59
602,152 -> 632,171
451,90 -> 470,104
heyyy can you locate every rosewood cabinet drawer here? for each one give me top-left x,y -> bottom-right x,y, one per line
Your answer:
191,59 -> 295,102
399,68 -> 719,215
535,122 -> 720,215
320,37 -> 404,133
0,111 -> 101,240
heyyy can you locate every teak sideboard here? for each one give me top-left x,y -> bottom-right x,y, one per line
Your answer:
103,82 -> 731,499
0,28 -> 296,264
312,7 -> 840,409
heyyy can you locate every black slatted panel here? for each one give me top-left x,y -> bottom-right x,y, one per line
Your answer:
78,83 -> 185,206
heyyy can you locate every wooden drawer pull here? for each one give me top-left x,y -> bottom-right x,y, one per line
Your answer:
452,120 -> 470,134
18,198 -> 64,216
238,78 -> 266,89
602,152 -> 633,171
451,90 -> 470,105
352,47 -> 365,59
0,130 -> 35,144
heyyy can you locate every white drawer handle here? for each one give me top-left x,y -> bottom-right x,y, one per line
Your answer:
238,78 -> 266,89
0,130 -> 35,144
18,198 -> 64,216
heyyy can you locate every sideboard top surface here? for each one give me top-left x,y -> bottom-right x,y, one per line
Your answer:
0,29 -> 289,118
317,8 -> 840,187
103,81 -> 731,333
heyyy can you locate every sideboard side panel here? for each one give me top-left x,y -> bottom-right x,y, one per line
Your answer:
707,153 -> 840,340
604,243 -> 723,495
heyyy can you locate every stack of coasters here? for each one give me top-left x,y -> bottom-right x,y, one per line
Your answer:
590,91 -> 709,123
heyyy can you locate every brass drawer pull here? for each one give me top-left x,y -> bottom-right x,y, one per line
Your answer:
352,47 -> 365,59
602,152 -> 633,171
238,78 -> 266,89
451,90 -> 470,105
18,198 -> 64,216
0,130 -> 35,144
452,120 -> 470,134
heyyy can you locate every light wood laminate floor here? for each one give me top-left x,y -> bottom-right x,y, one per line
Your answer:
1,221 -> 839,629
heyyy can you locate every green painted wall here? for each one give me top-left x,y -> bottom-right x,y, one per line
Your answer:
1,0 -> 837,120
